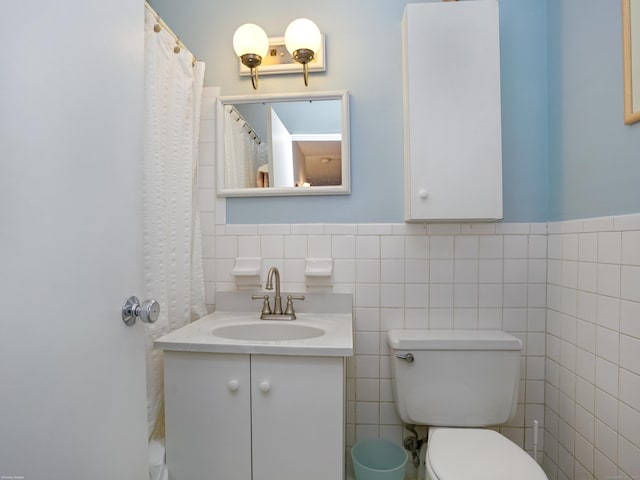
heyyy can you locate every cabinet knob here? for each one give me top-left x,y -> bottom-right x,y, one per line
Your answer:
418,189 -> 429,200
228,379 -> 240,392
259,381 -> 271,393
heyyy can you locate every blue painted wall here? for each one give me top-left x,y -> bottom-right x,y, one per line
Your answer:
547,0 -> 640,221
271,100 -> 341,134
235,100 -> 340,141
149,0 -> 549,223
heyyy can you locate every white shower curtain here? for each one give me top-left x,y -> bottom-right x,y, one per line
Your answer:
143,4 -> 207,452
224,107 -> 268,188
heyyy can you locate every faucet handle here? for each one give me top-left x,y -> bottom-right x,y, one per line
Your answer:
251,294 -> 272,316
284,295 -> 305,316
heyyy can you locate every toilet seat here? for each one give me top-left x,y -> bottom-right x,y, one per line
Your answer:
426,428 -> 547,480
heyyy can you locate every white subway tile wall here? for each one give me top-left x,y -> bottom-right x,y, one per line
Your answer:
209,220 -> 549,454
544,216 -> 640,480
199,88 -> 640,479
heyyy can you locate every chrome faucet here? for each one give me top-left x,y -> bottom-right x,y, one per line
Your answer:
251,266 -> 304,320
266,266 -> 283,314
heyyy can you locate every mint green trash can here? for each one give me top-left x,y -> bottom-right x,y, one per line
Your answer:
351,439 -> 408,480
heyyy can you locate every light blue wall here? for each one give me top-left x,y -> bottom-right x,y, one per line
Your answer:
235,100 -> 340,140
271,100 -> 341,134
547,1 -> 640,221
499,0 -> 549,222
150,0 -> 549,223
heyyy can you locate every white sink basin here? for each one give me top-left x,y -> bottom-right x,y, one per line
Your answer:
154,292 -> 353,356
212,323 -> 325,341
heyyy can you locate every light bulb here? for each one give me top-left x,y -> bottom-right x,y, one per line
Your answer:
284,18 -> 321,57
233,23 -> 269,58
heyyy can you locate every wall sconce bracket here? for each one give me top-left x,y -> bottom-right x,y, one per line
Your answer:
238,36 -> 326,77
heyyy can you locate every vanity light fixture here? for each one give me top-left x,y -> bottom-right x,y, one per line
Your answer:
233,23 -> 269,89
284,18 -> 322,86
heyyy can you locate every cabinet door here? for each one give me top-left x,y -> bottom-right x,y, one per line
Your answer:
164,351 -> 252,480
403,1 -> 502,221
251,355 -> 345,480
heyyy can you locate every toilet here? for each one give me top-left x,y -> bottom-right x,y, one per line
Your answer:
387,329 -> 547,480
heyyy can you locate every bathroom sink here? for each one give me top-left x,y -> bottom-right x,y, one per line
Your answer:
212,323 -> 325,341
154,292 -> 353,356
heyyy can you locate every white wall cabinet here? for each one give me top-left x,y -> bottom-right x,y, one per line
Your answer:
403,0 -> 503,221
164,351 -> 345,480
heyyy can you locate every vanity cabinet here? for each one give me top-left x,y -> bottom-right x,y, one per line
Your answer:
163,351 -> 345,480
403,1 -> 503,221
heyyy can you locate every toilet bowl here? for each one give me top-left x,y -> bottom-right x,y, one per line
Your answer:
387,329 -> 547,480
425,428 -> 545,480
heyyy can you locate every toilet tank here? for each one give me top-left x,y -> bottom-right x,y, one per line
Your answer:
387,330 -> 522,427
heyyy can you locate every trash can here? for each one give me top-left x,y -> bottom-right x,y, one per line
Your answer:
351,439 -> 408,480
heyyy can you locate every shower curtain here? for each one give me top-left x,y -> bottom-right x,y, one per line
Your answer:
224,107 -> 268,188
143,2 -> 207,463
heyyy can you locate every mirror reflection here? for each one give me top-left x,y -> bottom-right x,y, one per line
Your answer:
217,91 -> 350,196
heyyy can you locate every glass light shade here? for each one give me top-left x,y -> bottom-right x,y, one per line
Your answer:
233,23 -> 269,58
284,18 -> 321,56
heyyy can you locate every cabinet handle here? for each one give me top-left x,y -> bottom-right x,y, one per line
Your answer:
418,189 -> 429,200
259,381 -> 271,393
228,379 -> 240,392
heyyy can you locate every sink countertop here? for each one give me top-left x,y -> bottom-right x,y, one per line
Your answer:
154,292 -> 353,357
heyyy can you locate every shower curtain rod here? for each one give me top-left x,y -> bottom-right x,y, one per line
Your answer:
145,1 -> 197,63
227,105 -> 262,145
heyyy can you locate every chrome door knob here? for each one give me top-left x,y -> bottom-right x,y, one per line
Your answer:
138,299 -> 160,324
122,296 -> 160,326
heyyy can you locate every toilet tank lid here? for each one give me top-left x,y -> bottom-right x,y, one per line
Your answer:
387,329 -> 522,351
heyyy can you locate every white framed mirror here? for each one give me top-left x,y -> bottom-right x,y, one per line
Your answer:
216,90 -> 350,196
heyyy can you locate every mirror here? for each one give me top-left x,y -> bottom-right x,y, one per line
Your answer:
623,0 -> 640,124
216,91 -> 350,196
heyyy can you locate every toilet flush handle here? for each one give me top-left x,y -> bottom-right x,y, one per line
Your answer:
395,353 -> 414,363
